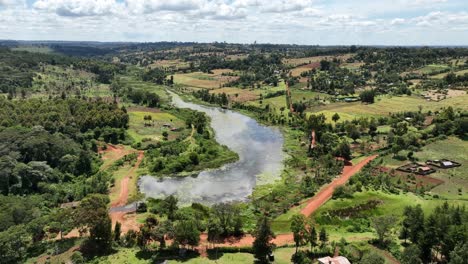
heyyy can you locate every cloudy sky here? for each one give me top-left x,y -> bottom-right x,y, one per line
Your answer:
0,0 -> 467,45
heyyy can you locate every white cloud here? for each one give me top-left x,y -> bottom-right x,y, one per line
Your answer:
0,0 -> 25,7
126,0 -> 202,13
33,0 -> 121,17
0,0 -> 467,45
261,0 -> 314,13
391,18 -> 405,25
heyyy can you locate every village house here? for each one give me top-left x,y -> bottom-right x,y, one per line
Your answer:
318,256 -> 351,264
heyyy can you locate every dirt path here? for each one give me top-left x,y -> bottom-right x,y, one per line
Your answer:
300,155 -> 378,216
195,155 -> 378,249
198,233 -> 295,249
110,151 -> 144,207
109,151 -> 144,232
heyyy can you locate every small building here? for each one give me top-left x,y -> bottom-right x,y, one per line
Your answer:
416,166 -> 435,175
162,123 -> 171,128
318,256 -> 351,264
426,159 -> 461,169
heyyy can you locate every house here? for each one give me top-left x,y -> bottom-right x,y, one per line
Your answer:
416,166 -> 436,175
426,159 -> 461,168
318,256 -> 351,264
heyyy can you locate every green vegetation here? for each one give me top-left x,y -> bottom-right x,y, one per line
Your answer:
1,43 -> 467,264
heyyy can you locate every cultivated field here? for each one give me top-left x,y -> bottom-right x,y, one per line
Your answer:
173,69 -> 238,89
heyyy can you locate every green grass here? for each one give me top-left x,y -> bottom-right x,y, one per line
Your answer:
95,247 -> 150,264
418,64 -> 450,74
12,46 -> 54,54
168,253 -> 254,264
127,110 -> 186,143
308,94 -> 468,123
312,189 -> 468,243
271,200 -> 308,234
413,137 -> 468,199
119,75 -> 170,102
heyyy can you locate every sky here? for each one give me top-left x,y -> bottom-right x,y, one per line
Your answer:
0,0 -> 467,45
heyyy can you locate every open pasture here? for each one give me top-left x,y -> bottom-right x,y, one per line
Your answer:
413,137 -> 468,199
416,63 -> 450,74
127,109 -> 186,143
150,59 -> 189,70
308,94 -> 468,123
119,75 -> 170,101
173,69 -> 238,89
314,190 -> 468,239
283,54 -> 353,67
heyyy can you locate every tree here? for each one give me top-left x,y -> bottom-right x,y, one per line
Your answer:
449,243 -> 468,264
212,203 -> 243,237
163,195 -> 178,220
402,205 -> 424,244
253,216 -> 275,263
76,194 -> 112,252
319,227 -> 328,246
114,221 -> 121,242
401,245 -> 422,264
332,113 -> 340,123
360,252 -> 385,264
349,129 -> 361,142
360,90 -> 375,104
207,218 -> 223,245
335,141 -> 351,160
290,214 -> 306,254
305,223 -> 318,251
175,220 -> 200,248
371,215 -> 397,245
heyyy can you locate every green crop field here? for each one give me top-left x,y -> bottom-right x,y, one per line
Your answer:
308,94 -> 468,123
127,110 -> 187,143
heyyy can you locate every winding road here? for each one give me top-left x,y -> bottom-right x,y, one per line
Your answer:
109,150 -> 377,247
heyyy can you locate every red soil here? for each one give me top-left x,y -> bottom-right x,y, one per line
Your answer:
300,155 -> 378,217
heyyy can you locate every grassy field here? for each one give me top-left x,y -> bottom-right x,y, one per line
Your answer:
430,68 -> 468,79
12,46 -> 54,54
417,64 -> 450,74
118,74 -> 170,101
173,70 -> 238,89
127,109 -> 187,143
313,189 -> 468,243
94,246 -> 296,264
413,137 -> 468,199
308,94 -> 468,123
150,59 -> 189,70
283,54 -> 353,67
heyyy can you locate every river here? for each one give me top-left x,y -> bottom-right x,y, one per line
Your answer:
138,91 -> 285,205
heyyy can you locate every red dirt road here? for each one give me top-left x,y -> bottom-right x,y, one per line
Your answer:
110,151 -> 144,207
197,155 -> 378,249
300,155 -> 378,216
109,150 -> 145,233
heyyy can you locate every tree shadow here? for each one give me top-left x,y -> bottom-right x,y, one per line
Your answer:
135,248 -> 201,263
207,248 -> 225,261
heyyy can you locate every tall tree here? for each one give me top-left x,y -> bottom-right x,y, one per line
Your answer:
290,214 -> 306,254
319,227 -> 328,246
371,215 -> 397,245
253,216 -> 275,263
76,194 -> 112,252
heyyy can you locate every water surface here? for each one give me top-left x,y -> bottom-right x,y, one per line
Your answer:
138,92 -> 285,205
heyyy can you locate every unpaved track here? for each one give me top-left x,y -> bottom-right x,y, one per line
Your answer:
195,155 -> 378,249
110,151 -> 144,207
109,150 -> 144,232
300,155 -> 378,216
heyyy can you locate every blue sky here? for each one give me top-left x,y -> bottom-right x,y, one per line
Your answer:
0,0 -> 467,45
